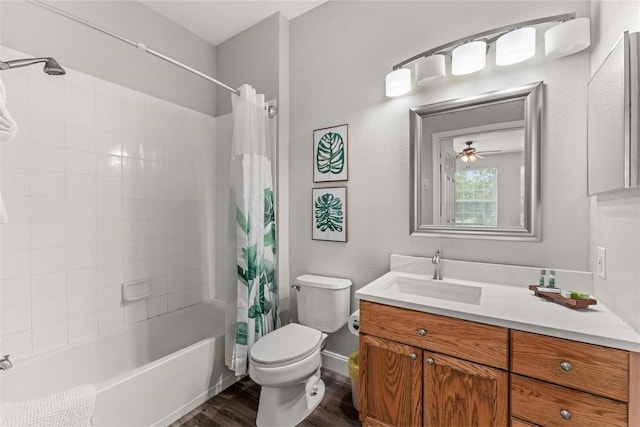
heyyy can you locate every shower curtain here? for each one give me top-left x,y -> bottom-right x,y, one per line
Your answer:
226,84 -> 279,376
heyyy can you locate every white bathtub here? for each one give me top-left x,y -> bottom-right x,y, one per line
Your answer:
1,300 -> 237,426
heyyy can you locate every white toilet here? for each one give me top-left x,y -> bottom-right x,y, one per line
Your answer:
249,274 -> 352,427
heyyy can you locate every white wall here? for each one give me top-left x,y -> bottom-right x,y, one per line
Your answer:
0,46 -> 221,360
590,0 -> 640,332
0,1 -> 217,116
290,1 -> 591,357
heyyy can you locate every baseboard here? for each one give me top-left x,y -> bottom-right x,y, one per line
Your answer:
321,350 -> 350,377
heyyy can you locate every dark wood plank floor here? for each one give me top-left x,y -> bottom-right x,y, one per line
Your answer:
169,368 -> 361,427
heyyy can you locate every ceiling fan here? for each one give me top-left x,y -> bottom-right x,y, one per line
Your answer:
456,141 -> 501,162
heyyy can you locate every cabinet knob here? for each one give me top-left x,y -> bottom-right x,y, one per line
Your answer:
560,361 -> 572,372
426,358 -> 434,365
409,353 -> 417,360
560,409 -> 572,420
418,328 -> 427,336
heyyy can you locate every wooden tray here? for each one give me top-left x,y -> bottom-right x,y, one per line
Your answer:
529,285 -> 597,309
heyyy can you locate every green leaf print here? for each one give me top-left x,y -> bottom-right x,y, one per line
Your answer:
316,132 -> 345,175
248,304 -> 261,319
235,322 -> 248,345
264,188 -> 275,227
315,193 -> 344,232
237,207 -> 249,235
242,245 -> 258,281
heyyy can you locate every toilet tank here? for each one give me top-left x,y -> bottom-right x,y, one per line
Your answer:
295,274 -> 352,333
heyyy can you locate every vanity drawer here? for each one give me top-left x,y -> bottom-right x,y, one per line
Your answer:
511,330 -> 629,401
511,375 -> 628,427
359,300 -> 508,369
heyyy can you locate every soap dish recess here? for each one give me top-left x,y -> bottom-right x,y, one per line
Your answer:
122,279 -> 152,302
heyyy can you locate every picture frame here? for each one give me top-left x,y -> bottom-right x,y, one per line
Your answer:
313,124 -> 349,182
312,187 -> 347,242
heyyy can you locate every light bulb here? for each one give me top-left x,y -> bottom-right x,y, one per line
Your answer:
385,68 -> 411,97
496,27 -> 536,65
451,41 -> 487,75
416,54 -> 446,85
545,17 -> 591,58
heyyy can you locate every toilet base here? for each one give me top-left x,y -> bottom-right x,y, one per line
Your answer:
255,369 -> 325,427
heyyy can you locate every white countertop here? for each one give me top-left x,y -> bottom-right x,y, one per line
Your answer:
355,270 -> 640,353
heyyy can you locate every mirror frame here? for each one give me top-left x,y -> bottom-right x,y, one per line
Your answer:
410,81 -> 543,241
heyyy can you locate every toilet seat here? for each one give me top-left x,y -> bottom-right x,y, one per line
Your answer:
250,323 -> 322,365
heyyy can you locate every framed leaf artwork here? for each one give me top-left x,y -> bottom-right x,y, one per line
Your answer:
312,187 -> 347,242
313,124 -> 348,182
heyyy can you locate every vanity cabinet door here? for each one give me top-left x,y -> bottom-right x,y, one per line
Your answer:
359,334 -> 422,427
423,352 -> 508,427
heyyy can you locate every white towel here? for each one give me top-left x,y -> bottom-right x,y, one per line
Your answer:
0,76 -> 18,144
0,384 -> 96,427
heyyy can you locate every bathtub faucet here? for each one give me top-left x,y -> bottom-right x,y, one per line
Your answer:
0,354 -> 12,371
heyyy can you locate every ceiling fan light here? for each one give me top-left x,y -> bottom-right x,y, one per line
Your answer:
452,41 -> 487,75
496,27 -> 536,65
545,17 -> 591,58
416,54 -> 446,85
469,153 -> 477,162
385,68 -> 412,97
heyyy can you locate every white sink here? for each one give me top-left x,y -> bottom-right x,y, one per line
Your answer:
384,275 -> 482,305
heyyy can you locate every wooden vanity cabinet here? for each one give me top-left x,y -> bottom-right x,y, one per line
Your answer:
359,300 -> 509,427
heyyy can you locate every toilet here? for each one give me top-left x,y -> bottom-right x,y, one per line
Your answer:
249,274 -> 352,427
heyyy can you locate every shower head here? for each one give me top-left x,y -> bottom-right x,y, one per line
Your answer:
0,57 -> 66,75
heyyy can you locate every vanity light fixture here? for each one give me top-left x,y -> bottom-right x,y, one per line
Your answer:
385,13 -> 589,97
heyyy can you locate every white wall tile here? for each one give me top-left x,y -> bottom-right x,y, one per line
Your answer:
0,60 -> 29,115
97,221 -> 123,244
31,272 -> 67,302
123,136 -> 145,160
66,198 -> 97,222
31,222 -> 66,249
147,258 -> 168,278
1,276 -> 31,307
30,170 -> 65,197
67,268 -> 97,295
66,245 -> 97,270
1,250 -> 30,280
124,299 -> 147,324
123,260 -> 146,282
123,220 -> 146,241
68,291 -> 97,318
66,174 -> 96,198
147,295 -> 167,318
29,117 -> 64,147
168,272 -> 186,293
98,285 -> 122,311
124,240 -> 146,262
32,321 -> 67,355
96,264 -> 122,289
149,276 -> 168,296
123,158 -> 145,180
186,286 -> 203,306
31,247 -> 66,275
98,307 -> 124,334
1,303 -> 31,335
65,70 -> 95,128
28,67 -> 64,122
96,176 -> 122,200
30,144 -> 65,173
0,223 -> 30,251
67,222 -> 97,246
66,150 -> 96,176
95,80 -> 122,134
167,290 -> 186,312
97,242 -> 123,267
122,88 -> 145,139
96,130 -> 122,156
124,199 -> 146,221
123,179 -> 146,200
96,198 -> 123,221
0,330 -> 32,360
2,168 -> 30,196
66,125 -> 96,153
30,197 -> 65,222
68,313 -> 98,343
96,154 -> 123,177
1,137 -> 29,169
1,196 -> 30,223
32,296 -> 67,328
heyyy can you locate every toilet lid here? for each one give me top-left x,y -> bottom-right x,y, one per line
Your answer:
250,323 -> 322,364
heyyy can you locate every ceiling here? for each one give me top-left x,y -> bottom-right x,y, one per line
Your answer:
142,1 -> 325,46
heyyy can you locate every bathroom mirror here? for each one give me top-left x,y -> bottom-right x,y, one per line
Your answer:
410,82 -> 542,240
587,31 -> 640,195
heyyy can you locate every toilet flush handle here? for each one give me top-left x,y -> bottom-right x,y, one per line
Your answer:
291,284 -> 301,291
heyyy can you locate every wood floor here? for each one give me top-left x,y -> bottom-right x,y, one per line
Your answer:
169,369 -> 361,427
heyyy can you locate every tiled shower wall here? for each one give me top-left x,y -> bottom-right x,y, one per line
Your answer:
0,47 -> 222,360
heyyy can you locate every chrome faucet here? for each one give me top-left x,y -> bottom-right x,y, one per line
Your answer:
432,250 -> 443,280
0,354 -> 12,371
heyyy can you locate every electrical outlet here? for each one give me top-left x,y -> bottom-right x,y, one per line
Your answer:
597,247 -> 606,279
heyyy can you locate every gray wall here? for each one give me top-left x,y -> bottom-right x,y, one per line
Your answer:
0,1 -> 216,116
589,0 -> 640,333
290,1 -> 591,358
215,13 -> 281,116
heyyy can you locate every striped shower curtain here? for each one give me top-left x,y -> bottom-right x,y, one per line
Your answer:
226,84 -> 279,375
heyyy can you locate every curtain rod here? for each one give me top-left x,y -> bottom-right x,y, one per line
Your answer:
29,0 -> 241,95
